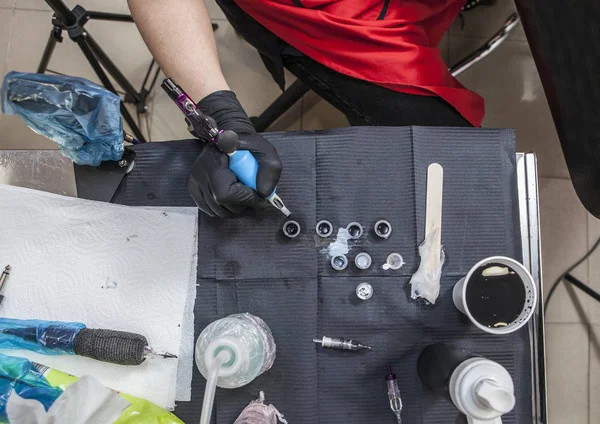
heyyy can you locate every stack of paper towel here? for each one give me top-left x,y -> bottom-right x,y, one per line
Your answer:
0,184 -> 198,410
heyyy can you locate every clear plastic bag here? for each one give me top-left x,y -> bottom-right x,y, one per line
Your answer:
0,353 -> 63,421
0,318 -> 85,355
2,71 -> 124,166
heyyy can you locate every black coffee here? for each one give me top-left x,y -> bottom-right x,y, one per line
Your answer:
465,262 -> 526,328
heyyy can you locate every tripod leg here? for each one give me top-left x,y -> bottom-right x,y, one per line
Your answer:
250,79 -> 309,132
37,31 -> 58,74
74,35 -> 146,142
85,11 -> 134,22
119,103 -> 146,143
85,33 -> 141,103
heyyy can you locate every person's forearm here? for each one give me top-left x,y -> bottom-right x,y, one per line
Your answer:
128,0 -> 229,101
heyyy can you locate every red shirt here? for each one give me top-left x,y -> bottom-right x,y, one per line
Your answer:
234,0 -> 484,127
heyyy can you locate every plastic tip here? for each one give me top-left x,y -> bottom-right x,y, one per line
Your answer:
280,205 -> 292,217
3,265 -> 9,272
269,194 -> 291,216
312,338 -> 322,345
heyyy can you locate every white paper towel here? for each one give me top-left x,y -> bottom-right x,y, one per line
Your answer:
154,207 -> 198,403
0,185 -> 198,410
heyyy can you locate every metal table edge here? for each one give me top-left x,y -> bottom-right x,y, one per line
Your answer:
517,152 -> 547,423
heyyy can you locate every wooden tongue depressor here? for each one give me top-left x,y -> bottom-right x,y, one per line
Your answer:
425,163 -> 443,273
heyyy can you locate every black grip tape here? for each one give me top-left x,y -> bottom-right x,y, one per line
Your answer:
73,328 -> 148,365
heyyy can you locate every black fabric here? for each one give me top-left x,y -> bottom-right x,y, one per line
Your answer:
515,0 -> 600,217
216,0 -> 472,128
110,126 -> 532,424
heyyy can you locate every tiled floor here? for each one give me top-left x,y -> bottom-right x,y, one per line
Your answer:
0,1 -> 597,421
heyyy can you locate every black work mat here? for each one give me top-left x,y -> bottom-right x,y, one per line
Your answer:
110,126 -> 531,424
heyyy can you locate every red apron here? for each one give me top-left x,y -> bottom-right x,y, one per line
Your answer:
233,0 -> 484,127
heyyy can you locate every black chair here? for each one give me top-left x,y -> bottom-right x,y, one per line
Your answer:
249,12 -> 521,132
515,0 -> 600,218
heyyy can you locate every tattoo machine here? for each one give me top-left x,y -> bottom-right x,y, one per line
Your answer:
0,317 -> 176,366
161,78 -> 291,216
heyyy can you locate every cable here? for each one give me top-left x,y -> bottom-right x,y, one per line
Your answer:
544,235 -> 600,313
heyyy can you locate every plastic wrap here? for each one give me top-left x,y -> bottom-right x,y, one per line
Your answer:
195,313 -> 276,389
32,364 -> 184,424
6,375 -> 130,423
0,318 -> 85,355
1,71 -> 124,166
0,353 -> 63,422
409,231 -> 446,304
233,391 -> 288,424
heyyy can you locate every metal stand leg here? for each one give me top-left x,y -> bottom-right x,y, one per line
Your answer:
37,31 -> 58,73
85,34 -> 141,104
38,0 -> 220,142
74,35 -> 145,141
250,79 -> 309,132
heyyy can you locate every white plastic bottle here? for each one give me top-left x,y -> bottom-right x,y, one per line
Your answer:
418,344 -> 515,424
449,358 -> 515,424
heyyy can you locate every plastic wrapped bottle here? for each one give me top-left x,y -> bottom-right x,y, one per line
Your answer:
195,313 -> 276,424
195,313 -> 276,389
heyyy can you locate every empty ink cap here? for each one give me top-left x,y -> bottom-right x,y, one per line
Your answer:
331,255 -> 348,271
385,253 -> 405,270
346,222 -> 363,239
283,220 -> 301,238
355,253 -> 372,270
374,220 -> 392,239
316,220 -> 333,238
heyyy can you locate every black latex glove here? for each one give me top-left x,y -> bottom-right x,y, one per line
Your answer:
187,90 -> 282,218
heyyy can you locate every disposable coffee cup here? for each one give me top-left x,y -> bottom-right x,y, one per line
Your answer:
452,256 -> 537,335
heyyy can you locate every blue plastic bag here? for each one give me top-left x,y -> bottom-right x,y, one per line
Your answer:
1,71 -> 124,166
0,353 -> 63,422
0,318 -> 85,355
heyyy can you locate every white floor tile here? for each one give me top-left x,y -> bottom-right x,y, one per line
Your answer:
539,178 -> 591,323
0,8 -> 13,76
451,36 -> 567,179
206,0 -> 226,21
545,323 -> 589,423
16,0 -> 130,14
590,325 -> 600,422
586,215 -> 600,324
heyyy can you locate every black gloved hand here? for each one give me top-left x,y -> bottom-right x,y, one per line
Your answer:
187,90 -> 282,218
